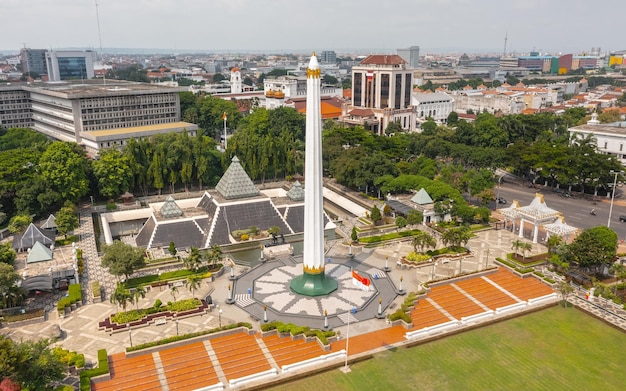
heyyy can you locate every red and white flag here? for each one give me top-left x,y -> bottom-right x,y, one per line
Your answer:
352,269 -> 371,291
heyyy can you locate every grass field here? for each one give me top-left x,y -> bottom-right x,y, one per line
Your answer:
267,306 -> 626,391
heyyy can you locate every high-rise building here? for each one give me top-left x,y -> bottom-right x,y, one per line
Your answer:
46,50 -> 96,81
342,54 -> 416,134
20,48 -> 48,76
319,51 -> 337,64
397,46 -> 420,68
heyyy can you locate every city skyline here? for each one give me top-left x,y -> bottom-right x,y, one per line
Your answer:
2,0 -> 625,55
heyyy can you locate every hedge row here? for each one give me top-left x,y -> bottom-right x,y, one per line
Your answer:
124,267 -> 212,289
260,321 -> 336,345
57,284 -> 82,313
79,349 -> 108,391
126,322 -> 252,352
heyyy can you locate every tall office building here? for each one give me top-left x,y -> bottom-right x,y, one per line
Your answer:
319,50 -> 337,64
46,50 -> 96,81
397,46 -> 420,68
342,54 -> 416,134
20,48 -> 48,76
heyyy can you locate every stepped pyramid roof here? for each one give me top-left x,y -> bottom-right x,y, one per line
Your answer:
286,181 -> 305,201
27,241 -> 54,263
411,188 -> 434,205
160,196 -> 183,218
215,156 -> 259,200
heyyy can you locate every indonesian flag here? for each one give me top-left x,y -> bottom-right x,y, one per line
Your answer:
352,270 -> 371,291
222,112 -> 227,121
366,71 -> 373,81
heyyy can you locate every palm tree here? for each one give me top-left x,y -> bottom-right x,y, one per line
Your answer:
185,275 -> 202,299
132,286 -> 146,310
511,239 -> 524,259
411,231 -> 436,253
209,245 -> 223,267
110,283 -> 131,312
546,235 -> 563,254
170,286 -> 178,303
610,263 -> 626,297
520,242 -> 533,261
185,247 -> 202,271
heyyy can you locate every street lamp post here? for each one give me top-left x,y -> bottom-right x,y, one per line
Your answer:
218,308 -> 222,327
127,323 -> 132,347
174,314 -> 179,336
341,307 -> 357,373
608,170 -> 623,228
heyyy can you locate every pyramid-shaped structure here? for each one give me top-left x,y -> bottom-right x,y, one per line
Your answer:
27,241 -> 54,263
411,188 -> 433,205
12,223 -> 56,250
40,214 -> 57,230
286,181 -> 305,201
215,156 -> 259,200
160,195 -> 183,218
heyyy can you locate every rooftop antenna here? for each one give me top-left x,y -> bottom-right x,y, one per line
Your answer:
94,0 -> 106,85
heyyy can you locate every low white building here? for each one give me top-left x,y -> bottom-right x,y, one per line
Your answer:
412,92 -> 454,123
568,114 -> 626,165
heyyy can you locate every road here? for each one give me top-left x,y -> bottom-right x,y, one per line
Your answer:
494,182 -> 626,241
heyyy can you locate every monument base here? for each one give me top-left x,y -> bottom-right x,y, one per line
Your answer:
290,270 -> 338,296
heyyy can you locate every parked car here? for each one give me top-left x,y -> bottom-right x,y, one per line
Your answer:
619,215 -> 626,222
496,197 -> 507,204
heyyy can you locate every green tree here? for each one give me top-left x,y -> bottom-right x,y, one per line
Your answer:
170,286 -> 179,302
546,235 -> 564,255
168,241 -> 177,256
39,142 -> 89,202
0,243 -> 16,266
101,240 -> 146,279
56,203 -> 79,239
8,214 -> 31,234
0,337 -> 65,390
131,285 -> 146,310
565,226 -> 618,274
370,205 -> 382,225
0,263 -> 20,309
556,281 -> 573,307
93,149 -> 133,199
351,226 -> 358,242
208,244 -> 223,266
406,209 -> 424,226
185,275 -> 202,299
412,231 -> 437,253
110,282 -> 132,312
185,247 -> 202,271
395,216 -> 407,230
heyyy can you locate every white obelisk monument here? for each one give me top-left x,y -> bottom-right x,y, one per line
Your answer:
290,52 -> 338,296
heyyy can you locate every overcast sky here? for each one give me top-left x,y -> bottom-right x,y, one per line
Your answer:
3,0 -> 624,55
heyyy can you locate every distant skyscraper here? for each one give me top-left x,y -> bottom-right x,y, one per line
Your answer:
20,48 -> 48,76
319,51 -> 337,64
397,45 -> 420,68
46,50 -> 96,81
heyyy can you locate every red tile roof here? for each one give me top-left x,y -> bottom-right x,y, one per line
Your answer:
348,108 -> 375,117
359,55 -> 406,66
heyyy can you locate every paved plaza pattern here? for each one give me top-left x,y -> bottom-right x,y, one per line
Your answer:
4,205 -> 626,390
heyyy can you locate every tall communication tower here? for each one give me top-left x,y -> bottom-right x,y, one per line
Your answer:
503,32 -> 508,57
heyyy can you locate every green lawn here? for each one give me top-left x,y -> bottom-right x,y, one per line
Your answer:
267,307 -> 626,391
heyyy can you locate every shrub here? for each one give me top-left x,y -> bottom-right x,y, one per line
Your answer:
79,349 -> 109,391
57,283 -> 82,313
388,309 -> 411,323
241,234 -> 249,241
105,202 -> 117,211
126,322 -> 253,352
405,252 -> 431,263
154,299 -> 162,309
